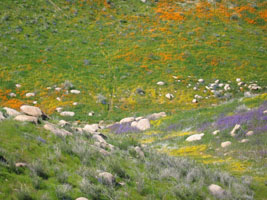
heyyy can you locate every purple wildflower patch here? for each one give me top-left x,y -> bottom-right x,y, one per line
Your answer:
108,122 -> 140,134
215,101 -> 267,132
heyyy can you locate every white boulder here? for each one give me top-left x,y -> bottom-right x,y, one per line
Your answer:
165,93 -> 174,100
3,107 -> 21,117
83,124 -> 99,133
186,133 -> 204,142
60,111 -> 75,117
20,105 -> 42,117
221,141 -> 231,148
135,119 -> 150,131
25,93 -> 35,97
230,124 -> 240,137
120,117 -> 135,124
208,184 -> 225,198
70,90 -> 80,94
14,115 -> 38,124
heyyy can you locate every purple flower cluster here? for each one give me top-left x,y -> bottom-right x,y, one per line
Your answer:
215,102 -> 267,133
108,122 -> 140,134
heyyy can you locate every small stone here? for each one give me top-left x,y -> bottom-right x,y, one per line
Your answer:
56,97 -> 61,101
120,117 -> 135,124
25,93 -> 35,97
246,131 -> 254,136
14,115 -> 38,124
230,124 -> 240,137
9,93 -> 16,97
58,120 -> 69,127
193,87 -> 197,90
147,112 -> 166,120
212,130 -> 220,135
240,139 -> 249,143
15,162 -> 27,167
98,172 -> 115,186
55,87 -> 61,91
134,146 -> 144,158
55,107 -> 63,112
192,99 -> 198,103
70,90 -> 80,94
157,81 -> 165,86
73,102 -> 78,106
244,91 -> 253,97
186,133 -> 204,142
33,101 -> 37,105
208,184 -> 225,198
221,141 -> 231,148
198,79 -> 204,83
224,84 -> 231,91
46,87 -> 51,90
236,78 -> 241,82
218,83 -> 224,87
165,93 -> 174,100
263,110 -> 267,114
16,84 -> 21,88
60,111 -> 75,117
88,111 -> 95,116
135,119 -> 150,131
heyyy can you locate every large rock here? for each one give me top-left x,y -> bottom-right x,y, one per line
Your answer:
44,123 -> 72,136
92,134 -> 106,143
120,117 -> 135,124
230,124 -> 240,137
58,120 -> 70,127
0,111 -> 5,121
98,172 -> 115,186
83,124 -> 99,133
135,119 -> 150,131
3,107 -> 21,117
208,184 -> 225,198
60,111 -> 75,117
147,112 -> 167,120
20,105 -> 42,117
14,115 -> 38,124
186,133 -> 204,142
221,141 -> 231,148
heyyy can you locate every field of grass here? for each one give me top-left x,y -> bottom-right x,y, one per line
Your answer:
0,0 -> 266,199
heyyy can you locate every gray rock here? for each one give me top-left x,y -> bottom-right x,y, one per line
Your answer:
246,131 -> 254,136
98,172 -> 115,186
25,92 -> 35,97
136,119 -> 150,131
83,124 -> 99,133
92,134 -> 106,143
208,184 -> 225,198
147,112 -> 166,120
58,120 -> 70,127
60,111 -> 75,117
165,93 -> 174,100
120,117 -> 135,124
70,90 -> 80,94
212,130 -> 220,135
230,124 -> 240,137
14,115 -> 38,124
157,81 -> 165,86
134,146 -> 144,158
221,141 -> 231,148
20,105 -> 42,117
3,107 -> 21,117
44,123 -> 72,136
186,133 -> 204,142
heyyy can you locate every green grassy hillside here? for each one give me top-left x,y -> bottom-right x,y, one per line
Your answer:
0,0 -> 266,199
